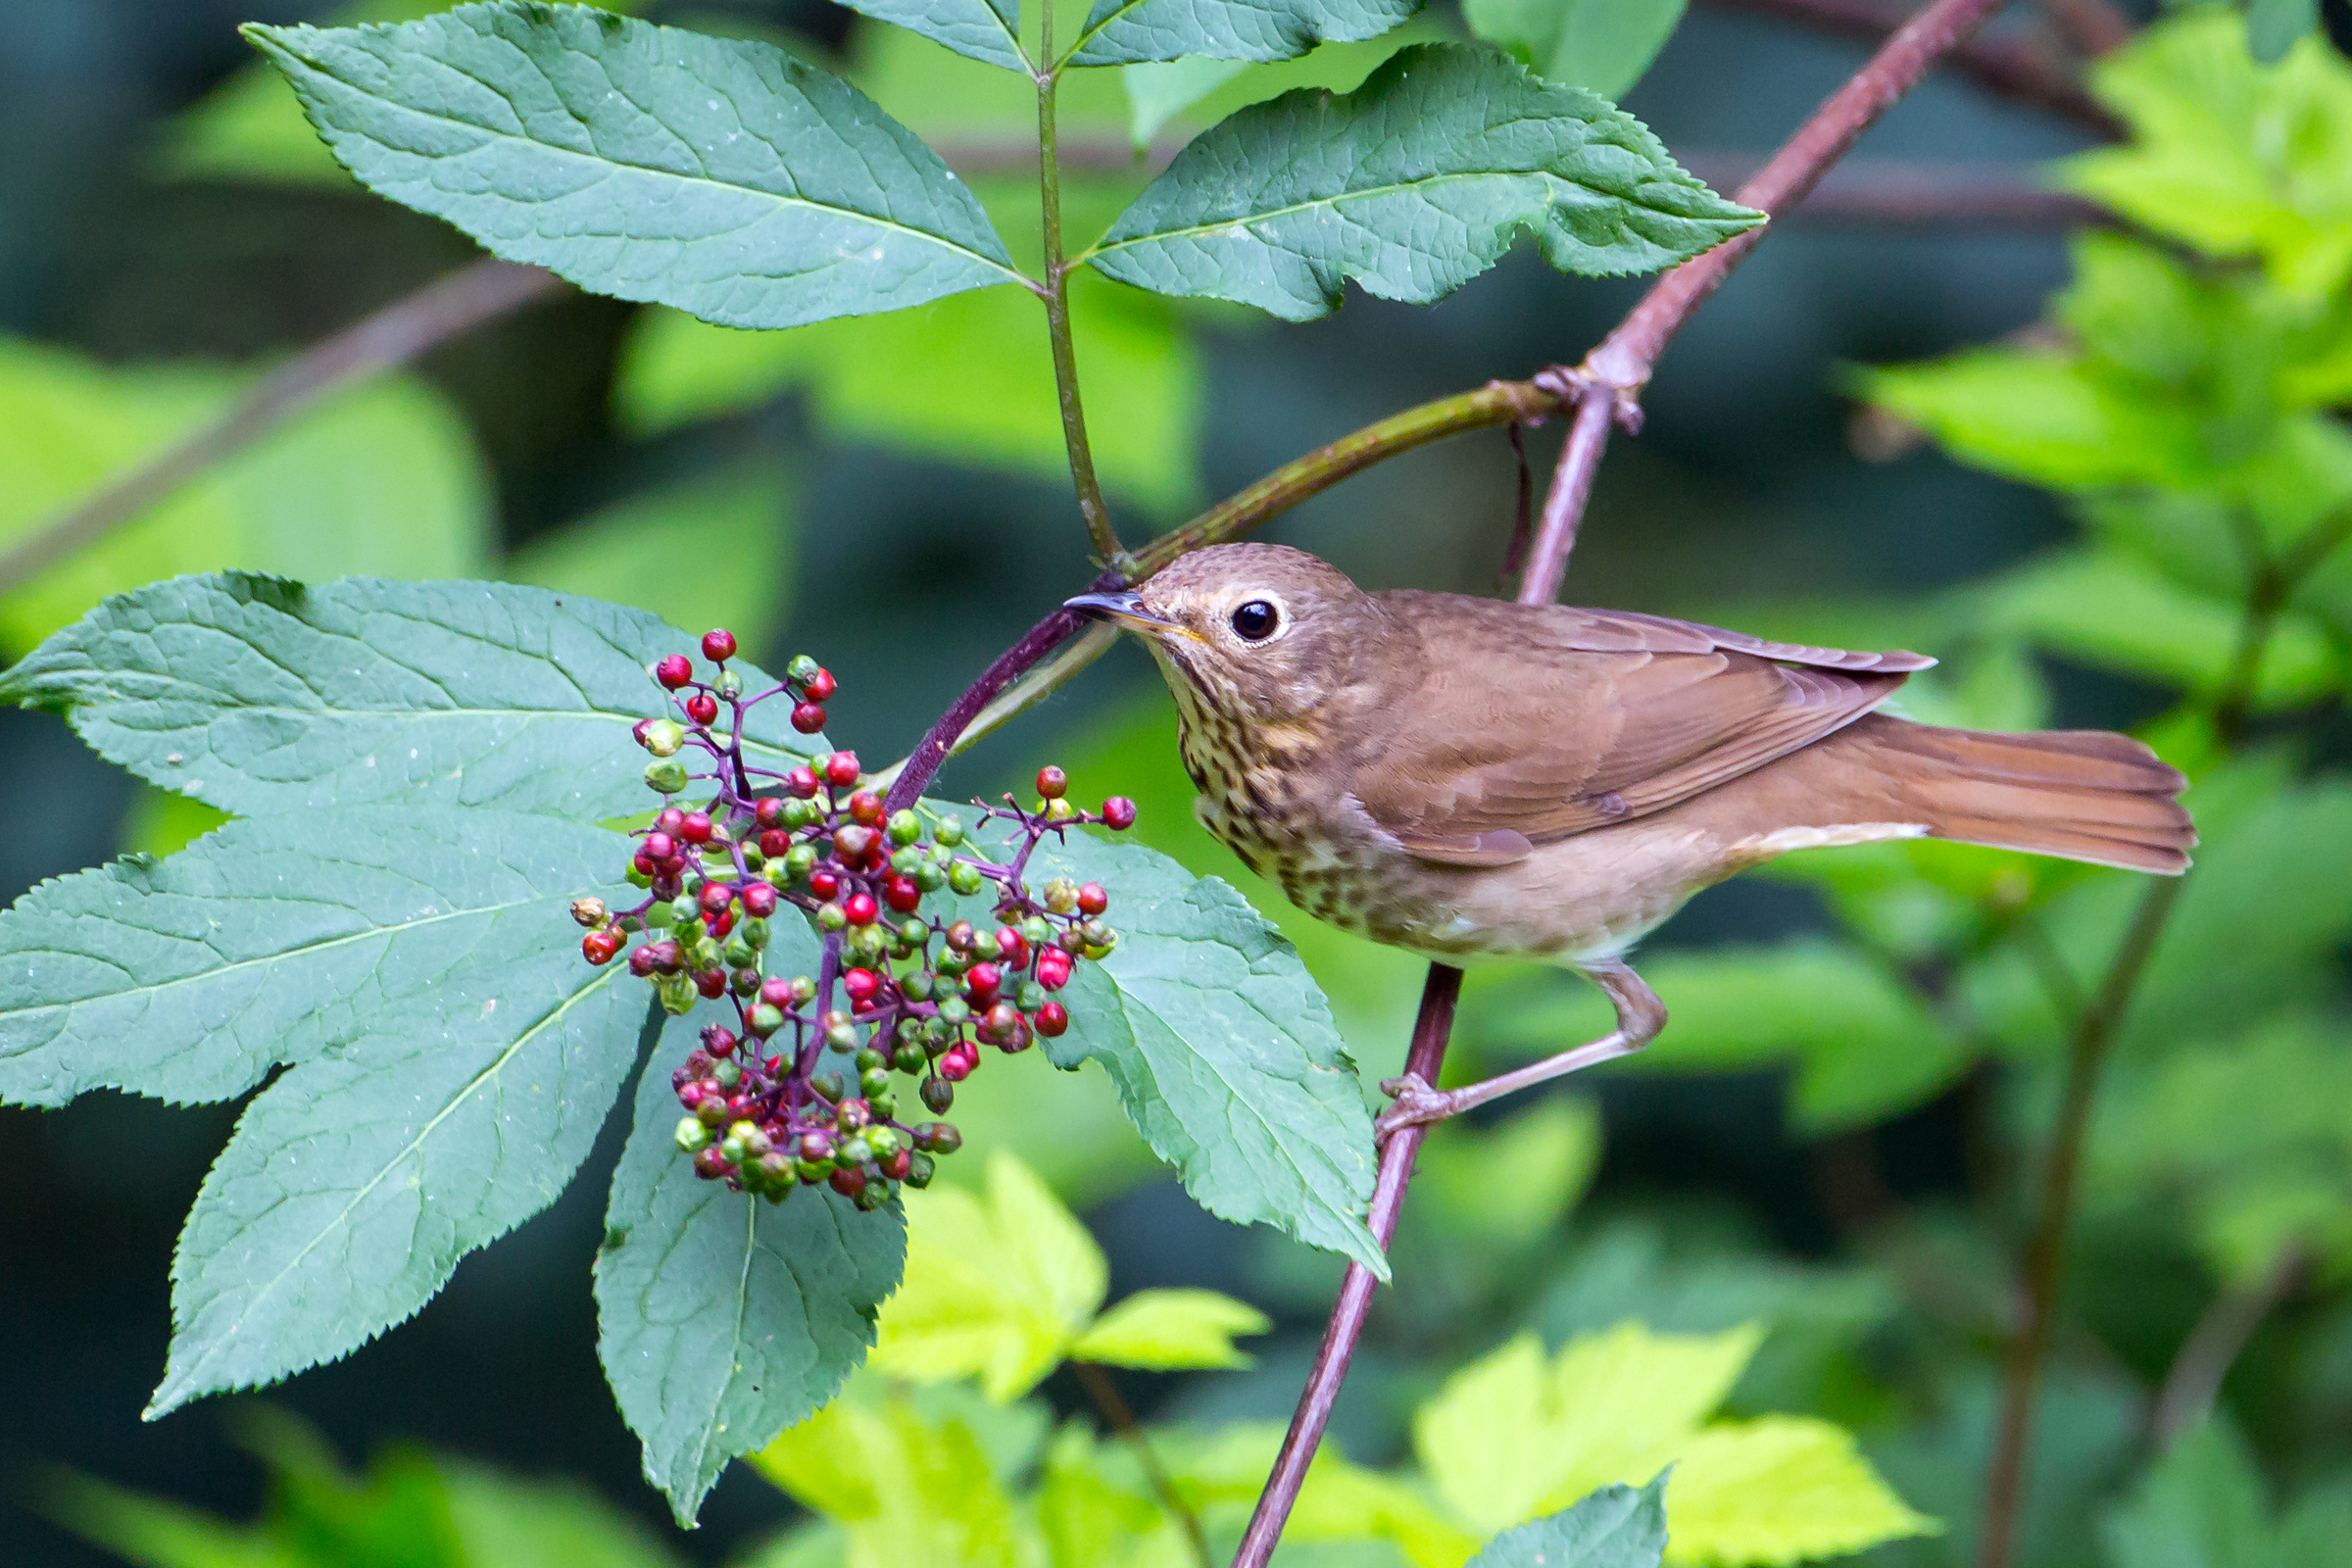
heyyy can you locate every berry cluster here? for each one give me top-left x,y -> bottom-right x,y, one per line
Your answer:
572,630 -> 1138,1211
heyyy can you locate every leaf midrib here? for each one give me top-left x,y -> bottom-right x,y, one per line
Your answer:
159,962 -> 619,1403
288,37 -> 1028,286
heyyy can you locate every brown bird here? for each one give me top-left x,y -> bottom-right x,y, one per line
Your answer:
1066,543 -> 2193,1140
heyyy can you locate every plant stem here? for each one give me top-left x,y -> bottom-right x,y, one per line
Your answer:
880,603 -> 1095,814
1073,1360 -> 1213,1568
1034,0 -> 1121,567
1230,963 -> 1462,1568
2152,1247 -> 2306,1446
0,258 -> 562,596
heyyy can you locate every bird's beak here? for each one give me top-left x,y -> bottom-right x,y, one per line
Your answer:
1064,590 -> 1181,636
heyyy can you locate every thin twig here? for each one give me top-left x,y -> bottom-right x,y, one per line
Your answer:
1698,0 -> 2124,137
2152,1248 -> 2306,1446
0,258 -> 563,597
1073,1360 -> 1214,1568
1230,964 -> 1463,1567
2034,0 -> 2134,58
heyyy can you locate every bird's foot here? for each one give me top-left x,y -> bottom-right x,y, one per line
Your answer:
1375,1073 -> 1459,1145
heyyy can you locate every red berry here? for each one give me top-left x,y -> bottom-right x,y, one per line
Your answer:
696,970 -> 727,999
845,892 -> 879,926
700,881 -> 734,914
1076,883 -> 1108,916
1102,797 -> 1137,831
656,654 -> 694,690
786,766 -> 821,799
881,1147 -> 913,1181
642,830 -> 676,861
742,882 -> 778,918
843,968 -> 881,1005
582,930 -> 621,965
702,628 -> 737,662
759,829 -> 792,859
686,692 -> 719,726
833,825 -> 874,863
760,977 -> 796,1007
803,667 -> 837,702
945,921 -> 976,953
704,1026 -> 738,1058
632,851 -> 657,877
657,808 -> 687,835
830,1165 -> 867,1197
755,797 -> 788,830
707,909 -> 735,941
808,868 -> 840,901
1036,1001 -> 1069,1037
792,702 -> 827,734
1038,951 -> 1072,991
884,875 -> 922,913
629,946 -> 661,978
938,1049 -> 974,1083
965,962 -> 1002,1003
849,791 -> 884,826
681,811 -> 714,845
693,1147 -> 732,1180
1036,765 -> 1068,800
994,928 -> 1029,969
983,1000 -> 1021,1037
825,752 -> 861,788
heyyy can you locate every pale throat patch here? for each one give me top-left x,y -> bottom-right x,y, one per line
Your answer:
1739,821 -> 1931,856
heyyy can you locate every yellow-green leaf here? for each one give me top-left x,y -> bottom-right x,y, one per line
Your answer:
1070,1288 -> 1270,1371
1661,1418 -> 1938,1566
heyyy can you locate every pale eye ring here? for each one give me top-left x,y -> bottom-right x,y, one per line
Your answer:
1230,600 -> 1279,642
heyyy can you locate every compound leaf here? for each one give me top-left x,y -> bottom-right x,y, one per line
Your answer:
0,573 -> 818,821
597,994 -> 906,1526
0,808 -> 627,1110
1064,0 -> 1419,66
148,924 -> 648,1417
1012,827 -> 1388,1277
245,3 -> 1024,329
1084,43 -> 1758,320
843,0 -> 1027,72
1469,1477 -> 1669,1568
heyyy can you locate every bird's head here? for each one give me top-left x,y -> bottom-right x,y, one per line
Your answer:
1066,544 -> 1381,725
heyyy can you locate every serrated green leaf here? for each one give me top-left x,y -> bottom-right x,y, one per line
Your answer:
751,1373 -> 1025,1567
1072,1288 -> 1270,1370
0,336 -> 491,655
869,1149 -> 1108,1400
0,573 -> 818,820
2055,13 -> 2352,297
504,461 -> 797,654
596,1002 -> 906,1527
616,273 -> 1202,514
1084,43 -> 1757,320
245,4 -> 1025,329
1463,0 -> 1689,99
844,0 -> 1028,71
1003,826 -> 1387,1277
1468,1478 -> 1668,1568
0,808 -> 628,1111
147,919 -> 647,1417
1664,1419 -> 1936,1566
1064,0 -> 1420,67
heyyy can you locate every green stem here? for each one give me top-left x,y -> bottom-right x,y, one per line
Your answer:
1035,0 -> 1121,568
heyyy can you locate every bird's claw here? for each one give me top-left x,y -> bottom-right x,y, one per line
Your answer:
1375,1072 -> 1457,1145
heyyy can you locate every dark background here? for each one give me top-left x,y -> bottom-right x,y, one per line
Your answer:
2,1 -> 2320,1561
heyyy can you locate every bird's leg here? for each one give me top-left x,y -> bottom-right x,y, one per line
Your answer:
1376,959 -> 1664,1143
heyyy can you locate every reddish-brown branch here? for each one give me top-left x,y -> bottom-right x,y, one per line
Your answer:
0,258 -> 563,596
1698,0 -> 2123,137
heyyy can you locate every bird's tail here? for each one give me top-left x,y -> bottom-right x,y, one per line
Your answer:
1824,713 -> 2195,874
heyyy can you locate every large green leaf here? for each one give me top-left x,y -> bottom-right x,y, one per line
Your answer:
1084,44 -> 1759,320
1064,0 -> 1420,67
148,923 -> 648,1416
1011,826 -> 1388,1276
1463,0 -> 1689,99
0,573 -> 818,820
1469,1478 -> 1668,1568
0,808 -> 625,1110
0,337 -> 491,655
245,3 -> 1025,329
844,0 -> 1027,72
596,999 -> 906,1526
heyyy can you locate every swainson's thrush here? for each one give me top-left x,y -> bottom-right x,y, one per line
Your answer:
1067,543 -> 2192,1138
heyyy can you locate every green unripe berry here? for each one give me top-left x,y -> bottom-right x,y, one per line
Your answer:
694,938 -> 724,972
1016,981 -> 1047,1011
849,925 -> 889,962
714,669 -> 743,699
855,1178 -> 888,1211
890,847 -> 925,878
644,758 -> 689,794
748,1003 -> 786,1037
938,996 -> 971,1025
824,1017 -> 858,1052
867,1126 -> 901,1157
924,1015 -> 956,1046
948,861 -> 986,897
856,1047 -> 886,1072
790,975 -> 819,1004
657,973 -> 696,1013
731,967 -> 760,997
921,1076 -> 956,1113
1021,916 -> 1053,946
722,938 -> 757,969
859,1067 -> 891,1099
839,1134 -> 873,1166
971,931 -> 1002,963
741,916 -> 771,950
712,1058 -> 742,1089
797,1158 -> 831,1184
697,1098 -> 730,1130
887,809 -> 922,847
901,970 -> 935,1002
934,815 -> 965,847
893,1043 -> 926,1074
719,1134 -> 748,1165
811,1070 -> 847,1102
642,719 -> 685,758
668,895 -> 699,926
816,902 -> 848,932
787,654 -> 820,684
674,1117 -> 710,1152
867,1092 -> 896,1122
936,950 -> 969,978
784,798 -> 819,829
914,862 -> 948,893
626,865 -> 654,889
906,1152 -> 937,1188
784,844 -> 819,878
727,1119 -> 761,1150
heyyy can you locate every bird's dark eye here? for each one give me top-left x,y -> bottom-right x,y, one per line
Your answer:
1230,600 -> 1279,642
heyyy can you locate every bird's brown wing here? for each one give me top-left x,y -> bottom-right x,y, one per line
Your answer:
1354,599 -> 1926,866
